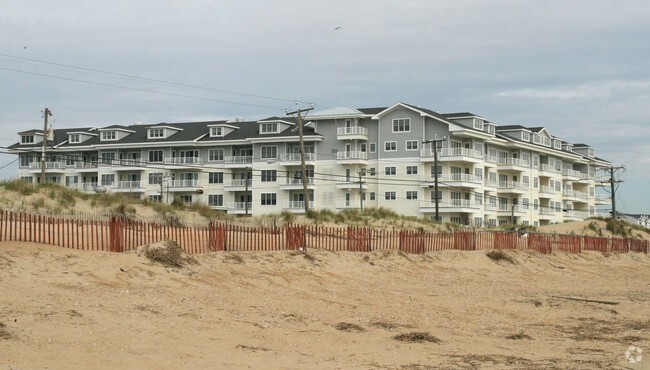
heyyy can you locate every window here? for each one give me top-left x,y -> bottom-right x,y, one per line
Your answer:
406,140 -> 418,151
149,150 -> 163,163
392,118 -> 410,132
431,190 -> 443,200
208,194 -> 224,207
148,128 -> 164,139
179,195 -> 193,204
369,192 -> 376,201
369,142 -> 376,153
208,172 -> 224,184
65,176 -> 79,187
261,193 -> 277,205
101,131 -> 117,141
260,122 -> 279,134
384,141 -> 396,151
360,143 -> 367,152
473,119 -> 484,130
21,135 -> 34,144
385,191 -> 396,200
19,155 -> 32,167
148,172 -> 162,185
261,170 -> 277,182
20,176 -> 33,183
208,149 -> 224,161
369,168 -> 376,176
521,131 -> 530,141
487,125 -> 495,135
385,166 -> 396,175
69,134 -> 80,143
406,166 -> 418,175
100,174 -> 115,186
431,165 -> 442,176
149,195 -> 162,202
210,127 -> 224,137
260,146 -> 277,159
533,177 -> 539,188
101,152 -> 115,165
406,191 -> 418,200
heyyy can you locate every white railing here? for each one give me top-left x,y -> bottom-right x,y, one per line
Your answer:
540,185 -> 555,193
74,162 -> 98,169
497,158 -> 530,167
540,164 -> 561,173
484,179 -> 499,187
224,156 -> 253,165
498,204 -> 527,213
420,200 -> 480,208
485,155 -> 498,164
484,203 -> 497,211
228,202 -> 252,211
540,207 -> 556,215
227,179 -> 252,187
283,201 -> 315,210
69,182 -> 98,192
112,181 -> 143,190
29,161 -> 66,170
563,190 -> 588,199
168,179 -> 199,188
562,168 -> 582,178
279,153 -> 317,162
595,195 -> 611,204
164,157 -> 204,165
337,126 -> 368,136
336,151 -> 367,160
564,210 -> 587,219
420,147 -> 483,159
282,178 -> 314,186
498,181 -> 527,190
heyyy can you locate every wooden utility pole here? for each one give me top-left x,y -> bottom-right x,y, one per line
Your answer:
602,166 -> 625,219
423,136 -> 446,222
358,169 -> 365,211
40,108 -> 52,184
286,105 -> 314,214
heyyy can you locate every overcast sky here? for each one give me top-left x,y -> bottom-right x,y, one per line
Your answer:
1,0 -> 649,213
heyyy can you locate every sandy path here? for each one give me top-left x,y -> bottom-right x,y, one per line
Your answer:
0,242 -> 649,369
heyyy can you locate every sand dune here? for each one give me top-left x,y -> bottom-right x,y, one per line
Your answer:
0,242 -> 649,369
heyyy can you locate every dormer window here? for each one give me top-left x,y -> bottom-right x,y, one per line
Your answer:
210,127 -> 224,137
553,140 -> 561,149
260,122 -> 278,134
588,148 -> 595,157
473,118 -> 484,130
101,131 -> 117,141
521,131 -> 530,141
148,128 -> 164,139
486,125 -> 495,135
21,135 -> 34,144
69,134 -> 80,143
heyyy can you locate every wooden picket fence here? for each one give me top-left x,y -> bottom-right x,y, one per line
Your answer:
0,210 -> 648,255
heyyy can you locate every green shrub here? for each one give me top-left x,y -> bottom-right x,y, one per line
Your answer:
2,179 -> 37,196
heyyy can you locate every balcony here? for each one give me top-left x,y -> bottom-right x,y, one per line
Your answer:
497,181 -> 528,194
227,202 -> 253,215
224,179 -> 252,191
277,153 -> 317,166
562,168 -> 583,180
497,204 -> 528,215
163,157 -> 204,167
564,210 -> 588,220
419,199 -> 481,213
69,182 -> 98,193
539,164 -> 561,176
167,179 -> 202,192
111,181 -> 144,193
539,206 -> 556,220
224,156 -> 253,168
420,147 -> 483,164
74,162 -> 98,171
336,151 -> 367,165
563,190 -> 588,202
497,158 -> 530,171
595,195 -> 611,205
337,126 -> 368,140
28,161 -> 67,172
282,201 -> 315,213
280,177 -> 315,190
420,174 -> 483,188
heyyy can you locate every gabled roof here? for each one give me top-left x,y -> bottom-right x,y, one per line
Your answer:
309,106 -> 366,118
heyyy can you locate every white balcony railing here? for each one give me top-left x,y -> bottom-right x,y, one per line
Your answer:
228,202 -> 252,211
228,179 -> 252,187
164,157 -> 204,165
336,151 -> 367,160
279,153 -> 317,162
112,181 -> 143,190
224,156 -> 253,165
337,126 -> 368,136
497,158 -> 530,167
282,178 -> 315,186
562,168 -> 582,178
540,164 -> 561,174
283,201 -> 315,210
564,210 -> 588,219
168,180 -> 199,188
540,185 -> 555,193
74,162 -> 98,169
420,147 -> 483,160
498,181 -> 527,190
29,161 -> 66,170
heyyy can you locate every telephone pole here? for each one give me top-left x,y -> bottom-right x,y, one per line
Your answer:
40,108 -> 52,184
599,166 -> 625,219
423,136 -> 446,222
286,105 -> 314,214
358,169 -> 366,211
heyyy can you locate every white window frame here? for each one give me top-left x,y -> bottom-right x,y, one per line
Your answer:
406,166 -> 418,175
260,122 -> 279,134
521,131 -> 530,141
210,127 -> 224,137
392,118 -> 411,133
406,191 -> 418,200
148,150 -> 163,163
208,194 -> 224,207
384,141 -> 397,152
148,128 -> 164,139
69,134 -> 80,143
261,193 -> 277,205
208,172 -> 224,184
385,166 -> 396,176
101,131 -> 117,141
385,191 -> 396,200
473,119 -> 484,130
405,140 -> 418,151
260,145 -> 278,159
208,148 -> 224,162
369,142 -> 376,153
21,135 -> 35,144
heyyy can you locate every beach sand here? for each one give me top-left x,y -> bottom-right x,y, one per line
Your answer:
1,241 -> 649,369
